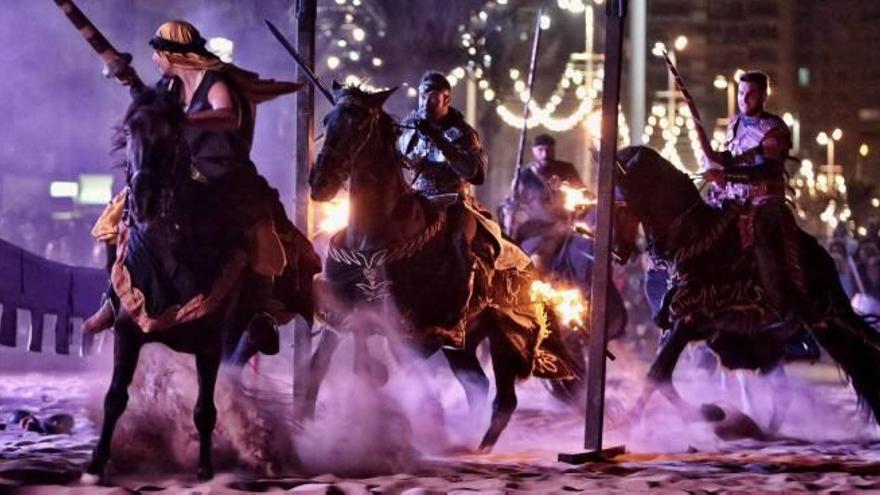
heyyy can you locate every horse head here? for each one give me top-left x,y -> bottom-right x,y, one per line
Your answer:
310,82 -> 397,202
613,145 -> 705,259
119,88 -> 188,225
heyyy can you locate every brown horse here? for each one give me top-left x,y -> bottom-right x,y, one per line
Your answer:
83,88 -> 318,482
305,84 -> 583,452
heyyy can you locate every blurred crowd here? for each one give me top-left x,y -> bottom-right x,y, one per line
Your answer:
828,220 -> 880,302
0,208 -> 104,268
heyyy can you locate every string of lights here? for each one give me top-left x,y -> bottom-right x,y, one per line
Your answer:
458,0 -> 609,133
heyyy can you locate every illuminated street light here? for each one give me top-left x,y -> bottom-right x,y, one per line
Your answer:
651,42 -> 666,57
783,112 -> 801,152
540,14 -> 551,30
713,75 -> 728,89
817,128 -> 843,184
326,56 -> 340,70
673,35 -> 688,51
858,143 -> 871,179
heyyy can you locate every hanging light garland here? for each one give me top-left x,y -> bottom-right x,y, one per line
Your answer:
459,0 -> 623,134
316,0 -> 387,86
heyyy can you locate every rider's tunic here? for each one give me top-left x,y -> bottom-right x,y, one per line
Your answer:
710,111 -> 790,207
708,111 -> 806,320
398,107 -> 486,197
398,108 -> 530,273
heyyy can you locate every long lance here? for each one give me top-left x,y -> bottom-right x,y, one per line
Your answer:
51,0 -> 143,91
512,8 -> 545,191
265,19 -> 336,105
661,50 -> 714,163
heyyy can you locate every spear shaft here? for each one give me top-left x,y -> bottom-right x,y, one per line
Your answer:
513,8 -> 545,189
266,19 -> 336,105
51,0 -> 143,90
661,50 -> 714,161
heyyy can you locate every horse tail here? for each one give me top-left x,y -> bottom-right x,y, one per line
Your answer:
814,312 -> 880,425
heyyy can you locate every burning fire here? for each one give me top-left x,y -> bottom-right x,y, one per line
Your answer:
315,196 -> 349,235
559,182 -> 597,212
529,280 -> 588,328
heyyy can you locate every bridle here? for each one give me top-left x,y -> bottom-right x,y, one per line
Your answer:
125,116 -> 186,224
316,97 -> 380,179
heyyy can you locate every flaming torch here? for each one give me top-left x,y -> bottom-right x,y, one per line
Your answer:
529,280 -> 589,329
559,182 -> 597,212
314,195 -> 350,235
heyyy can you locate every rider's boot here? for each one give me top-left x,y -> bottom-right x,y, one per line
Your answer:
82,296 -> 114,334
243,272 -> 280,356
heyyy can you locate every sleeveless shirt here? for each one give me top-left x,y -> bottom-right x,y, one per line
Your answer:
184,71 -> 256,179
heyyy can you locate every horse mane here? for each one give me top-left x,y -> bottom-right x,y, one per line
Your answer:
112,88 -> 185,153
339,84 -> 409,176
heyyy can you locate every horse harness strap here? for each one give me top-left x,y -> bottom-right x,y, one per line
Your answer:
317,96 -> 379,176
327,212 -> 447,268
326,212 -> 448,301
672,209 -> 737,266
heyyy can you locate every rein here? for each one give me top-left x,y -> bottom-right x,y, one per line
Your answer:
316,97 -> 379,179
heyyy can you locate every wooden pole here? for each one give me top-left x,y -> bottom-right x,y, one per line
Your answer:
559,0 -> 627,464
292,0 -> 316,419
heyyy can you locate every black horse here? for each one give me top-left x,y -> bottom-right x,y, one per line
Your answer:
305,84 -> 582,452
614,146 -> 880,429
83,88 -> 318,482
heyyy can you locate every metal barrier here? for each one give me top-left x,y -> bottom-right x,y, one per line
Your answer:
0,239 -> 105,356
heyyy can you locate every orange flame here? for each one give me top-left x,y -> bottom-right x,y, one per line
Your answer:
315,195 -> 349,234
559,182 -> 596,212
529,280 -> 588,327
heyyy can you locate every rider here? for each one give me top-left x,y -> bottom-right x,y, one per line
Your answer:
398,70 -> 530,277
702,70 -> 807,326
399,71 -> 487,199
84,20 -> 309,352
500,135 -> 630,341
501,134 -> 585,252
398,72 -> 494,259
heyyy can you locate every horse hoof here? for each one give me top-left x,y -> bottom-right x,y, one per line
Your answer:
197,466 -> 214,481
699,403 -> 726,422
80,472 -> 101,485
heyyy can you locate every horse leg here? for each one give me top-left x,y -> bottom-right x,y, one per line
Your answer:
352,319 -> 388,386
84,325 -> 141,482
194,352 -> 221,480
632,322 -> 692,419
736,370 -> 755,417
443,348 -> 490,413
478,319 -> 518,453
301,326 -> 340,419
765,363 -> 790,434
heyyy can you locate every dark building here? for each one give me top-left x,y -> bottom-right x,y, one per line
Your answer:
644,0 -> 797,169
645,0 -> 880,181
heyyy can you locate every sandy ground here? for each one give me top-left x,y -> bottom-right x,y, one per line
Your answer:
2,341 -> 880,494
